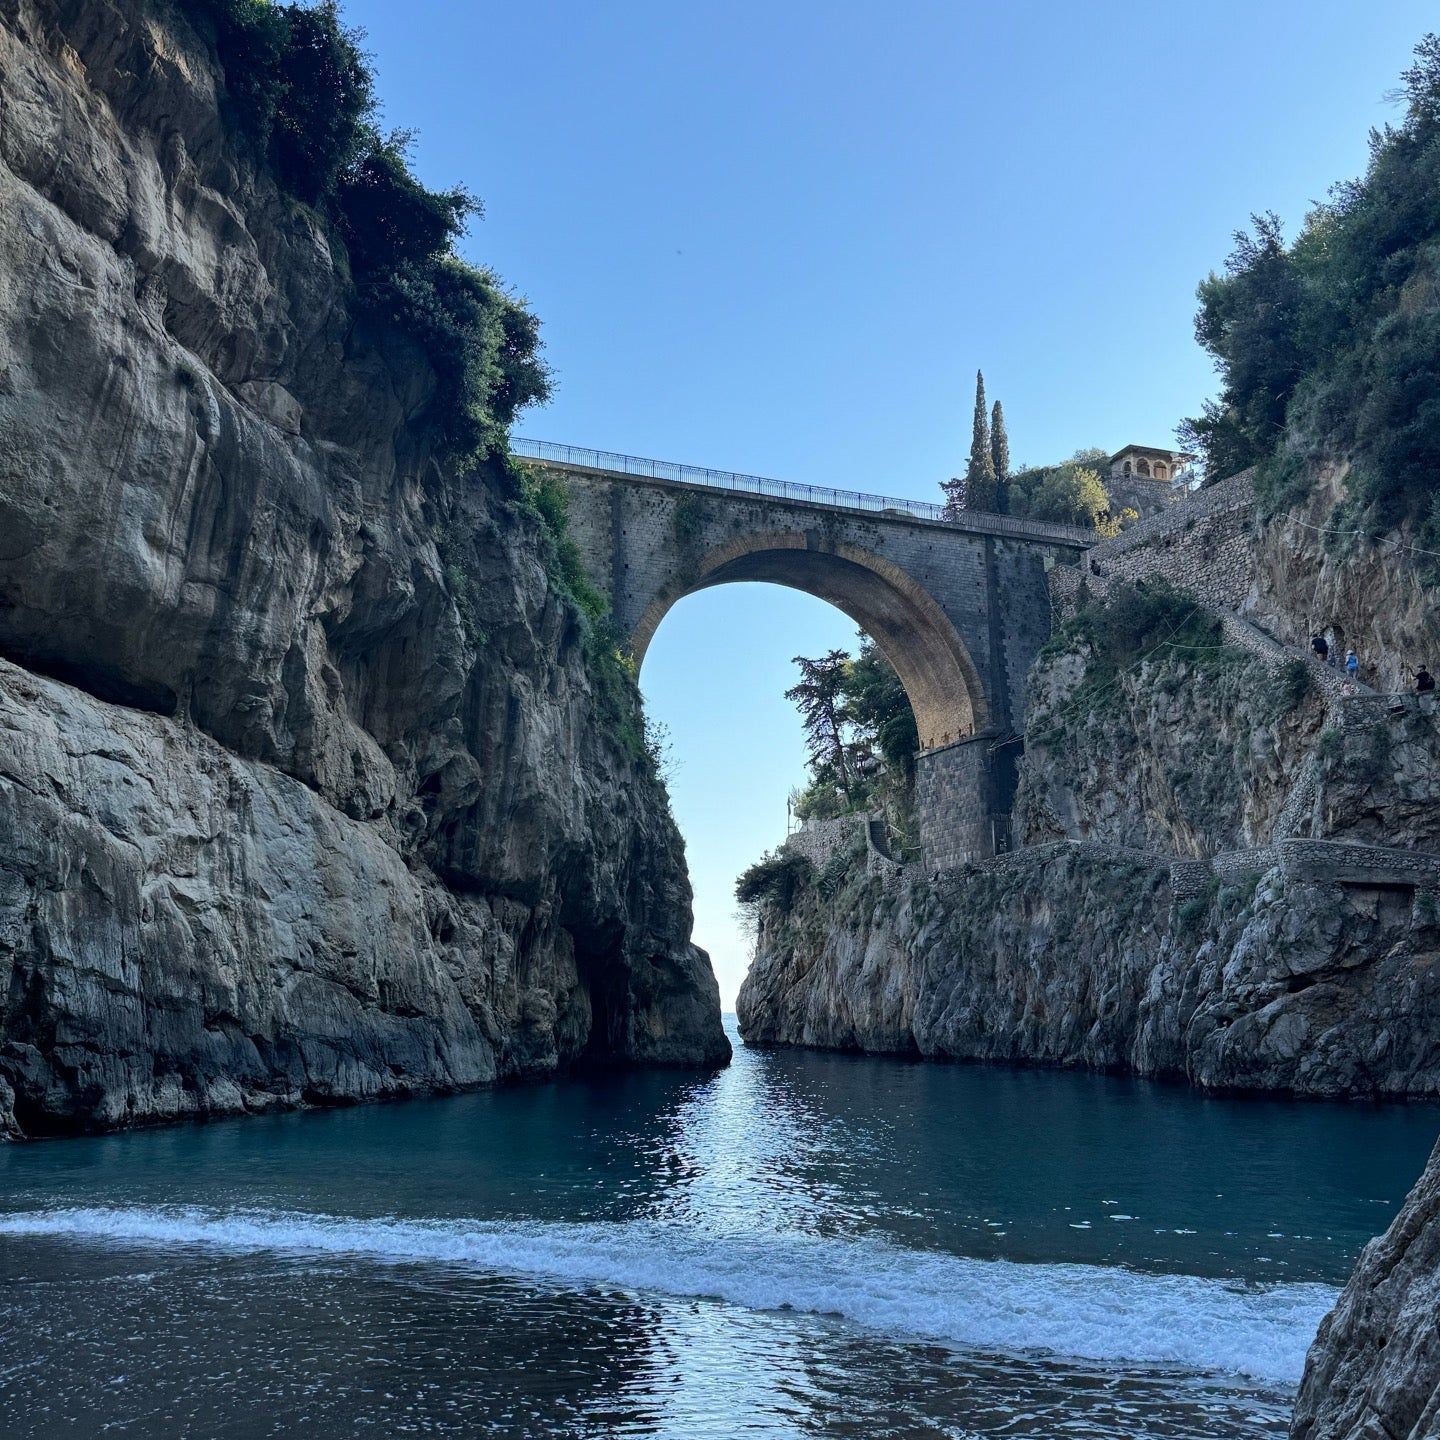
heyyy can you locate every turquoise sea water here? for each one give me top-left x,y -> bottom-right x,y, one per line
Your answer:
1,1017 -> 1436,1438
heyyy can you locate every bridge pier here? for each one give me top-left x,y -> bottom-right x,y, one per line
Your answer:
915,734 -> 1019,870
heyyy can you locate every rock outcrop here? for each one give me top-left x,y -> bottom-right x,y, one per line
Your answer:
0,0 -> 727,1136
1291,1137 -> 1440,1439
1253,465 -> 1440,699
1016,645 -> 1325,856
737,839 -> 1440,1097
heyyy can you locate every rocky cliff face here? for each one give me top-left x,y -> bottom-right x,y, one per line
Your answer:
0,0 -> 727,1136
739,583 -> 1440,1098
737,840 -> 1440,1098
1252,465 -> 1440,698
1291,1136 -> 1440,1440
1016,645 -> 1325,856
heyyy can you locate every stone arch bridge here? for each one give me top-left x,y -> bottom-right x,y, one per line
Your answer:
514,440 -> 1092,868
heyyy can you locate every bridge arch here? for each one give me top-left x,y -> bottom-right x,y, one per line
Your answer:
629,530 -> 988,750
517,442 -> 1092,866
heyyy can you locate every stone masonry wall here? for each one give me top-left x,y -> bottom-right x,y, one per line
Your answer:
1084,469 -> 1258,612
916,737 -> 993,870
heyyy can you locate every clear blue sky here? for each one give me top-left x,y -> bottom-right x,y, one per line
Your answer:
344,0 -> 1433,1006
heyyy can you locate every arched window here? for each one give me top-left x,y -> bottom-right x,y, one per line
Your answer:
1153,463 -> 1167,480
1123,460 -> 1133,475
1136,459 -> 1151,476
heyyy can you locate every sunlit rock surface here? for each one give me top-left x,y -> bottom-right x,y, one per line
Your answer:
0,0 -> 726,1136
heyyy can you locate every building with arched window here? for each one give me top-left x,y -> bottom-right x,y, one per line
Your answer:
1108,444 -> 1197,487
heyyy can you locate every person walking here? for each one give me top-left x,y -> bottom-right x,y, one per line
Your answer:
1345,649 -> 1360,682
1311,634 -> 1329,664
1416,664 -> 1435,694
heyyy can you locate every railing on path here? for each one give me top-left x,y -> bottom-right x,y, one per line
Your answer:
511,437 -> 1096,544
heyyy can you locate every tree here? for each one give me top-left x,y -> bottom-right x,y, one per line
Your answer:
843,641 -> 919,771
940,474 -> 967,517
786,639 -> 920,827
1180,212 -> 1307,481
990,399 -> 1010,514
965,371 -> 997,510
1006,449 -> 1135,533
785,650 -> 856,800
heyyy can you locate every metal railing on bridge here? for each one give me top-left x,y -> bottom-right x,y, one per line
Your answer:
510,438 -> 1096,545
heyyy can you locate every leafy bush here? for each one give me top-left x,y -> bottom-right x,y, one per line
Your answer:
1317,726 -> 1345,763
1085,580 -> 1222,672
183,0 -> 548,465
1176,877 -> 1221,930
1266,658 -> 1314,715
735,850 -> 814,909
1182,34 -> 1440,533
1006,449 -> 1138,535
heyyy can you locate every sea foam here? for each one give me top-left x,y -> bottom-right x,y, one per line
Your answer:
0,1205 -> 1334,1385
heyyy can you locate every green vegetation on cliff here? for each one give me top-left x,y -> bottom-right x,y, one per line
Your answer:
178,1 -> 670,770
186,0 -> 549,465
1182,33 -> 1440,545
1037,579 -> 1227,713
1006,449 -> 1137,534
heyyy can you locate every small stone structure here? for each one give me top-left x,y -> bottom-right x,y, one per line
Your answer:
784,815 -> 862,871
783,814 -> 906,881
1108,444 -> 1196,486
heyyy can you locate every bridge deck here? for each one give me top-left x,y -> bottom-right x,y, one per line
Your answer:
512,438 -> 1095,548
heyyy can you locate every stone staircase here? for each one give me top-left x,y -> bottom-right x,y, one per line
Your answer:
1049,559 -> 1370,709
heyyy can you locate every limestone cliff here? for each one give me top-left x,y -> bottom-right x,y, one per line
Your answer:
737,837 -> 1440,1098
1253,466 -> 1440,699
1016,645 -> 1325,857
0,0 -> 727,1137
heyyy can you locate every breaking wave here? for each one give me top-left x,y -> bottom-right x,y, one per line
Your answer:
0,1205 -> 1333,1385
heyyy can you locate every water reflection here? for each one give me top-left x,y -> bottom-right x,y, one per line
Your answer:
0,1021 -> 1435,1439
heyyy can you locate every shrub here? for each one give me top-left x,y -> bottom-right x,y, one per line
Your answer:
1317,726 -> 1344,763
671,493 -> 707,555
182,0 -> 548,466
735,851 -> 814,909
1267,658 -> 1314,715
1088,580 -> 1221,671
1176,876 -> 1221,930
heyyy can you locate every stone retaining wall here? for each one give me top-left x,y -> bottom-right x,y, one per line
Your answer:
785,813 -> 908,881
784,816 -> 864,871
1334,691 -> 1440,729
1086,469 -> 1256,574
967,835 -> 1440,900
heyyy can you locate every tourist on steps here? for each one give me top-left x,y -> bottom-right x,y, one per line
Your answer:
1416,665 -> 1435,694
1311,634 -> 1329,664
1345,650 -> 1360,682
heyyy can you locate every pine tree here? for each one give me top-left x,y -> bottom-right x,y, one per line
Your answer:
990,399 -> 1010,514
785,650 -> 855,798
965,370 -> 997,510
940,474 -> 967,517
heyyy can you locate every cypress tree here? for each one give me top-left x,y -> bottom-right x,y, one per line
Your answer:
965,370 -> 997,510
990,399 -> 1010,513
